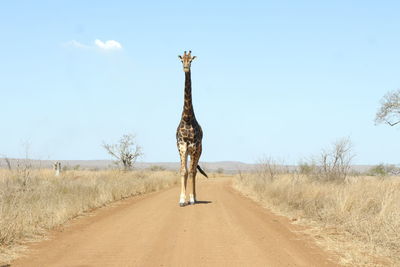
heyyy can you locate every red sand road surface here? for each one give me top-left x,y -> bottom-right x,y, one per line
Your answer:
12,178 -> 339,267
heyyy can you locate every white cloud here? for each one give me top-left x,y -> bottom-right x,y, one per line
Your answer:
64,39 -> 122,51
94,39 -> 122,50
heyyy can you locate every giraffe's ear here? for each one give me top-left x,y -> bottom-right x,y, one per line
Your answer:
178,55 -> 182,59
191,56 -> 196,61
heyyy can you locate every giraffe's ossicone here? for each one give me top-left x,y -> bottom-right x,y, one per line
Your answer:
176,50 -> 208,207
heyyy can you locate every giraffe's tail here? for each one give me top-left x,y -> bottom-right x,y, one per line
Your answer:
197,165 -> 208,178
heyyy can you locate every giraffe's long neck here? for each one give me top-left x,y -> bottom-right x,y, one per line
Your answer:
182,70 -> 195,122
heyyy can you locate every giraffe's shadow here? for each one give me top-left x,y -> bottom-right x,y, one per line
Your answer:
195,200 -> 212,204
179,200 -> 212,207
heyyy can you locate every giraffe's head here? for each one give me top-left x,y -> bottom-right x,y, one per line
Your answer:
178,51 -> 196,72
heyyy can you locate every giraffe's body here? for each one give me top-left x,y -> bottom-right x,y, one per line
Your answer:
177,51 -> 207,206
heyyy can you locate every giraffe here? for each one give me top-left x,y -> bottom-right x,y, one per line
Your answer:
177,50 -> 208,207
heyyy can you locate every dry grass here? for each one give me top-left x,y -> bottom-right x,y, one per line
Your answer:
0,168 -> 179,263
235,172 -> 400,266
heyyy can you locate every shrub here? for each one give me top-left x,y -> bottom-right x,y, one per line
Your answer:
148,165 -> 166,171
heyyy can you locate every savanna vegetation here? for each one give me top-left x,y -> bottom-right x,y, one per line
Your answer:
235,138 -> 400,266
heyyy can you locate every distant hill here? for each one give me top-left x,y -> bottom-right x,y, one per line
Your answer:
0,158 -> 255,173
0,158 -> 376,174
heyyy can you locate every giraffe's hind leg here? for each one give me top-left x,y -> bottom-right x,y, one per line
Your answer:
178,142 -> 188,207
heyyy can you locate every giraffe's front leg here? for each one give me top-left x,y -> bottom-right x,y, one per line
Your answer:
180,171 -> 188,206
188,145 -> 202,204
188,157 -> 200,205
187,171 -> 197,205
187,173 -> 195,205
178,143 -> 188,207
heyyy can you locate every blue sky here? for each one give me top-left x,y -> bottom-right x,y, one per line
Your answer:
1,1 -> 399,164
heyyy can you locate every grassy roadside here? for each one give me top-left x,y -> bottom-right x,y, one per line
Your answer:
0,169 -> 179,263
234,172 -> 400,266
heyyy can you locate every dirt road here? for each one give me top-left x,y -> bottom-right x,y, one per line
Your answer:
12,178 -> 338,267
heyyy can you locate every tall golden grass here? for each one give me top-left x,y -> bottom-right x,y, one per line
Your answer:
235,172 -> 400,266
0,169 -> 179,263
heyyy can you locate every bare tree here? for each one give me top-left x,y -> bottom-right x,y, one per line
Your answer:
256,156 -> 287,181
103,134 -> 143,171
375,89 -> 400,126
318,137 -> 355,182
